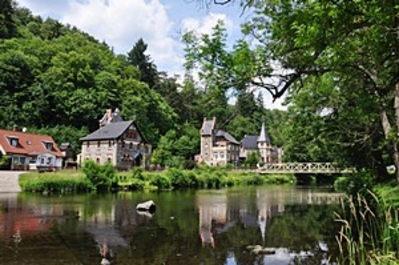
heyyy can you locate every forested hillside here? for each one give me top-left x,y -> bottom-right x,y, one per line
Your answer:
0,1 -> 288,164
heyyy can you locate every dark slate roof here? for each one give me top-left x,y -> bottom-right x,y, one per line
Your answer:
240,135 -> 258,149
80,121 -> 133,141
201,120 -> 215,135
215,130 -> 239,145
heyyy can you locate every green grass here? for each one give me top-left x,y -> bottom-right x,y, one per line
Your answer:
19,170 -> 93,192
19,168 -> 296,193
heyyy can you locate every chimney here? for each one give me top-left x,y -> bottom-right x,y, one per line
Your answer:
107,109 -> 112,124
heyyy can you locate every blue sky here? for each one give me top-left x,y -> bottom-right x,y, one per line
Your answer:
16,0 -> 285,109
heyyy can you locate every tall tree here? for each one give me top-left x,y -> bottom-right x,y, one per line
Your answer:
127,38 -> 158,88
0,0 -> 17,39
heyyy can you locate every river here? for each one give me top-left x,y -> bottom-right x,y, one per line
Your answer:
0,186 -> 342,265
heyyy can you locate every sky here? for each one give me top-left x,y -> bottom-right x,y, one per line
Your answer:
16,0 -> 285,109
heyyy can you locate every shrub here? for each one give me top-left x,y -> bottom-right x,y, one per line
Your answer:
82,160 -> 116,191
166,168 -> 192,189
149,173 -> 172,190
131,167 -> 146,180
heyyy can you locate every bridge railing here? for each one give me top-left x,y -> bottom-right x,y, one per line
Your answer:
257,162 -> 354,174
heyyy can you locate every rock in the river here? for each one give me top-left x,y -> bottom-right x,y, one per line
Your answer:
136,200 -> 156,212
247,245 -> 276,255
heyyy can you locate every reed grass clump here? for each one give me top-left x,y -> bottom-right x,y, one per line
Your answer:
19,170 -> 93,193
335,190 -> 399,264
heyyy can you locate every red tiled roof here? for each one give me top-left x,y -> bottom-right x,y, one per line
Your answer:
0,129 -> 63,157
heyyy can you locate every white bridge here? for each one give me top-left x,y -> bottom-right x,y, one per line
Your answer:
257,162 -> 354,174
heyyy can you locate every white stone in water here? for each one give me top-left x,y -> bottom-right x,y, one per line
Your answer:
101,258 -> 111,265
387,165 -> 396,175
136,200 -> 156,211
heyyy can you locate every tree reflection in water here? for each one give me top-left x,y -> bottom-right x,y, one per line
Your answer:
0,187 -> 340,265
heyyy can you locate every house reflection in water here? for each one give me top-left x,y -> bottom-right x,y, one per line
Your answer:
256,188 -> 285,244
196,189 -> 286,248
0,194 -> 60,241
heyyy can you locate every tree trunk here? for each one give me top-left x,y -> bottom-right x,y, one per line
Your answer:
394,83 -> 399,183
380,110 -> 399,183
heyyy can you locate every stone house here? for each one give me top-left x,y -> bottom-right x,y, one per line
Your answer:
79,108 -> 152,170
240,123 -> 282,164
197,117 -> 282,166
0,127 -> 63,170
196,117 -> 240,166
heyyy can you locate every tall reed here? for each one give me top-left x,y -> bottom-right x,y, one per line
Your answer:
334,190 -> 399,264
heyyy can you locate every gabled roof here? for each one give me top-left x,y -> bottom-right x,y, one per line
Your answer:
201,117 -> 216,136
258,123 -> 271,143
0,129 -> 63,157
80,121 -> 133,141
215,130 -> 239,145
240,135 -> 258,149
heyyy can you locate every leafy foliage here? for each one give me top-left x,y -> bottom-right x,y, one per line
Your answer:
82,160 -> 116,191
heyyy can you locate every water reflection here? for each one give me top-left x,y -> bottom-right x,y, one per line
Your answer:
0,187 -> 341,265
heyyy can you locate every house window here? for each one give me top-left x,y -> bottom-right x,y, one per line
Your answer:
213,153 -> 218,159
45,143 -> 53,150
129,143 -> 133,150
107,157 -> 112,163
47,157 -> 52,165
108,140 -> 112,147
97,141 -> 101,148
86,141 -> 90,148
126,130 -> 137,139
96,157 -> 100,164
10,138 -> 18,146
40,158 -> 45,164
121,141 -> 125,148
220,153 -> 225,159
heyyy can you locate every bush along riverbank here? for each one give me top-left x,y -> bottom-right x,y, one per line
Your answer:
19,161 -> 296,193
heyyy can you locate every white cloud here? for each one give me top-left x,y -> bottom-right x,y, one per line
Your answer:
181,12 -> 234,36
59,0 -> 178,72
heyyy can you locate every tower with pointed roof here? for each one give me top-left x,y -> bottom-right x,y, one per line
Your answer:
257,122 -> 273,163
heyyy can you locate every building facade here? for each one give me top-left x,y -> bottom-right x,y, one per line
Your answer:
79,108 -> 152,170
197,117 -> 240,166
240,123 -> 282,164
0,128 -> 63,170
197,117 -> 282,166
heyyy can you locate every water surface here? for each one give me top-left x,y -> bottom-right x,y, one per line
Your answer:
0,186 -> 341,264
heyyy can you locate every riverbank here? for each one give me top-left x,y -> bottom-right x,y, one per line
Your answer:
18,167 -> 296,193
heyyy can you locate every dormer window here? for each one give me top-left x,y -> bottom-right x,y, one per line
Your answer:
43,141 -> 53,150
9,137 -> 19,146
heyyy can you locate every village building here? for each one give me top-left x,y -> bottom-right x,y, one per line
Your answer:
0,127 -> 63,170
240,123 -> 282,164
79,108 -> 152,170
197,117 -> 240,166
197,117 -> 282,166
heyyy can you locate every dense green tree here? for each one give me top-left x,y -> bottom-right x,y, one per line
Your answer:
0,0 -> 17,39
127,38 -> 158,88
